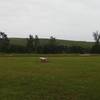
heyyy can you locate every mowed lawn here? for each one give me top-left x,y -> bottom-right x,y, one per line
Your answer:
0,56 -> 100,100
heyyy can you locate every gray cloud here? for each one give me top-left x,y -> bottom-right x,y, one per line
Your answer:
0,0 -> 100,41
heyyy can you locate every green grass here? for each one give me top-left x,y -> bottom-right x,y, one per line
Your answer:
0,56 -> 100,100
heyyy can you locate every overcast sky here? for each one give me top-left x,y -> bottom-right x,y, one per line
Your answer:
0,0 -> 100,41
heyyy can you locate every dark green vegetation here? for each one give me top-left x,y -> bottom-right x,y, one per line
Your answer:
1,31 -> 100,53
0,56 -> 100,100
10,38 -> 93,48
9,38 -> 94,54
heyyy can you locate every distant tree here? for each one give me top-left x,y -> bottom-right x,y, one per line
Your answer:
34,35 -> 40,53
93,31 -> 100,45
26,34 -> 34,53
91,31 -> 100,53
69,46 -> 84,54
8,45 -> 27,53
0,32 -> 9,52
49,36 -> 56,46
48,36 -> 57,53
91,45 -> 100,54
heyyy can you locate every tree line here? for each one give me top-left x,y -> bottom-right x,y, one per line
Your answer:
0,31 -> 100,54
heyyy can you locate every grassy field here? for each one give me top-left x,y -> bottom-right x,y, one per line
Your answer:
0,56 -> 100,100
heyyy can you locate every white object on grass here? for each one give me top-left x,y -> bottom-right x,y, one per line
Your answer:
39,57 -> 48,63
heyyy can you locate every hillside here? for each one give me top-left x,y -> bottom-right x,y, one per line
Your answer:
9,38 -> 94,48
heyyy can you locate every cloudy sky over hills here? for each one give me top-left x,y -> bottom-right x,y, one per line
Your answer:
0,0 -> 100,41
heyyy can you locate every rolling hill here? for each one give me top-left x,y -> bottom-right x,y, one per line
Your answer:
9,38 -> 94,48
